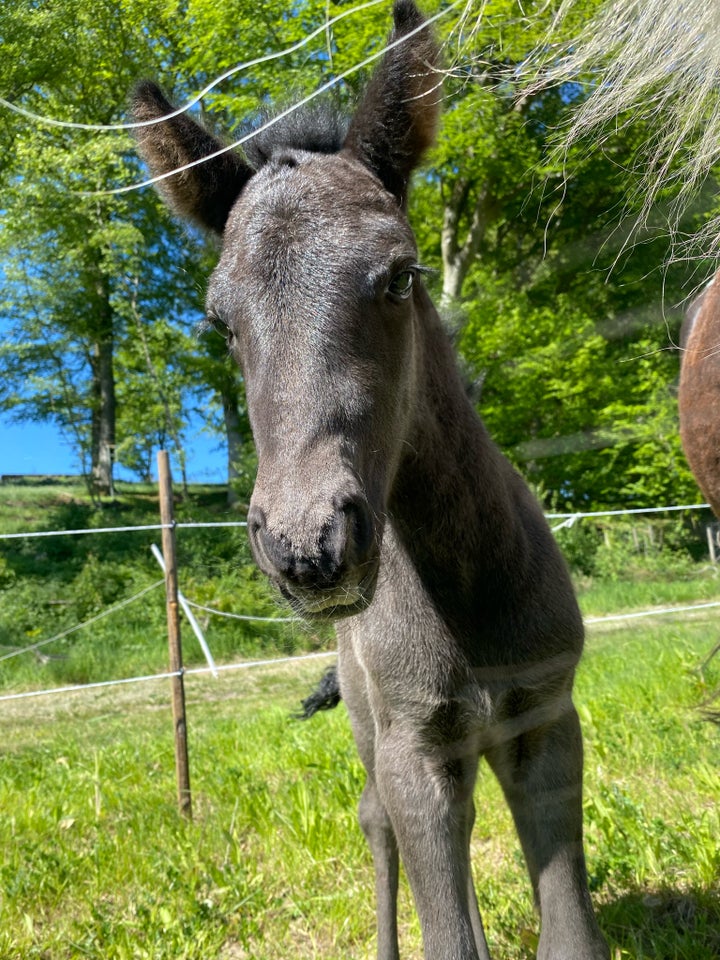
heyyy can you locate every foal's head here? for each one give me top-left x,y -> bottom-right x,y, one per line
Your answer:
134,0 -> 439,618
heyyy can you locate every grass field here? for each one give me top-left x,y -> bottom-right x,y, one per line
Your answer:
0,620 -> 718,959
1,481 -> 719,958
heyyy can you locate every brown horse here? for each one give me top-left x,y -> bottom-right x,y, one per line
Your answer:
132,3 -> 608,957
679,273 -> 720,518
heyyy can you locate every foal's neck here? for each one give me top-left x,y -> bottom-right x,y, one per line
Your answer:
389,287 -> 540,611
384,287 -> 582,665
395,287 -> 516,522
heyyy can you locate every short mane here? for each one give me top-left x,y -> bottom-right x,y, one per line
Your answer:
243,101 -> 349,170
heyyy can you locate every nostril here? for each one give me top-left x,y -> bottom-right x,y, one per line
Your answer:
247,505 -> 276,570
247,498 -> 376,599
341,496 -> 375,565
247,505 -> 265,537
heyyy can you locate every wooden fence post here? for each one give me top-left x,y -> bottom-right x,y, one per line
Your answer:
157,450 -> 192,819
708,523 -> 720,564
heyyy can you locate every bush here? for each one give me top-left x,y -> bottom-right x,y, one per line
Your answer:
69,554 -> 129,620
553,522 -> 601,576
555,517 -> 705,581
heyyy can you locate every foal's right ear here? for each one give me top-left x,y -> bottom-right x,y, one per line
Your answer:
131,81 -> 252,235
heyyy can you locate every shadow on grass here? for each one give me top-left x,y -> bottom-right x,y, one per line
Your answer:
599,886 -> 720,959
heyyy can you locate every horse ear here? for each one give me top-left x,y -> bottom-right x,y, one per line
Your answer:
131,81 -> 252,234
343,0 -> 440,206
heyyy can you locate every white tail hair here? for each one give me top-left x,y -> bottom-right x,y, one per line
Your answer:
499,0 -> 720,261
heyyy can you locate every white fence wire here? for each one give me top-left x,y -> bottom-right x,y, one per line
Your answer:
0,519 -> 248,540
548,502 -> 710,531
0,503 -> 710,541
1,503 -> 718,706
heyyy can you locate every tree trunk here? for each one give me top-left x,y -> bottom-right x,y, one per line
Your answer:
90,277 -> 116,498
440,176 -> 497,308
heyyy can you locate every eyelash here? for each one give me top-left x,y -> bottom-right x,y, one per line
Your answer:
387,262 -> 431,299
200,313 -> 232,341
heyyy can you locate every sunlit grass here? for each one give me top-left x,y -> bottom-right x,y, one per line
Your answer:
0,618 -> 718,960
576,570 -> 720,616
1,482 -> 719,957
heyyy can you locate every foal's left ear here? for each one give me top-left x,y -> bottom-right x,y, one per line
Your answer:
343,0 -> 440,206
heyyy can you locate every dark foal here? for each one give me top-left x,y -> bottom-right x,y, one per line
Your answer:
133,3 -> 608,957
680,272 -> 720,518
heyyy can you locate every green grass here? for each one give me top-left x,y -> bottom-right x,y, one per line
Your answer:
1,482 -> 719,958
575,568 -> 720,617
0,619 -> 718,960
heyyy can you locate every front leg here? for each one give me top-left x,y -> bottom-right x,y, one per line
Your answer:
339,637 -> 401,960
375,730 -> 489,960
359,779 -> 401,960
486,700 -> 609,960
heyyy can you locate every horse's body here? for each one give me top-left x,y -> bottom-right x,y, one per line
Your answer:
680,273 -> 720,518
133,3 -> 607,957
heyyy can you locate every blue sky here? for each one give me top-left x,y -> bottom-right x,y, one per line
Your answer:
0,413 -> 227,483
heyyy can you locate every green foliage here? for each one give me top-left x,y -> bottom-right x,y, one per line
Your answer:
405,2 -> 712,512
554,514 -> 713,581
590,532 -> 697,584
0,482 -> 321,694
0,0 -> 207,489
69,554 -> 129,620
449,280 -> 697,509
1,0 -> 714,509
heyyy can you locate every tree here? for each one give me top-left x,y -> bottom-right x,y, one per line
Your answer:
407,1 -> 703,510
0,0 -> 385,498
2,5 -> 126,490
0,0 -> 220,495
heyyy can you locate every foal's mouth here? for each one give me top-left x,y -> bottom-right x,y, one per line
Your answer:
277,567 -> 379,622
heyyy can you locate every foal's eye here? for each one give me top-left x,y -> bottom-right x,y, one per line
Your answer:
387,269 -> 415,300
207,314 -> 231,341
